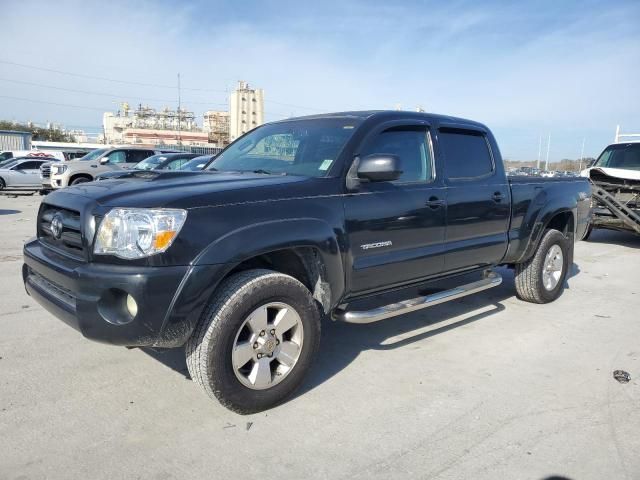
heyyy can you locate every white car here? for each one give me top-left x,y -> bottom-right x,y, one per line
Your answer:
0,157 -> 53,190
49,147 -> 177,188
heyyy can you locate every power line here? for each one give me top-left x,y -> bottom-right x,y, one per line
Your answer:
0,59 -> 329,113
0,59 -> 227,93
0,77 -> 228,107
0,95 -> 107,111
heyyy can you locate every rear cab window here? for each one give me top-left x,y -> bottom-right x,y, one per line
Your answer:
439,128 -> 494,180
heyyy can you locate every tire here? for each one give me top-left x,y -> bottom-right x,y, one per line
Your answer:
186,269 -> 321,414
0,178 -> 5,190
514,229 -> 571,304
71,176 -> 91,185
582,223 -> 593,241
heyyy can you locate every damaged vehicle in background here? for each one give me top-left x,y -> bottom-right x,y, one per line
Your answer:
582,141 -> 640,237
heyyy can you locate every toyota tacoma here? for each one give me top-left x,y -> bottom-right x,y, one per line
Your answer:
22,111 -> 591,413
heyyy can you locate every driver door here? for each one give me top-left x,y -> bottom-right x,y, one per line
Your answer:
13,161 -> 44,186
99,150 -> 128,171
343,122 -> 446,295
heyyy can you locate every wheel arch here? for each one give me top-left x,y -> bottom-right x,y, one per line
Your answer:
155,219 -> 344,347
521,207 -> 576,264
192,217 -> 344,310
69,173 -> 93,184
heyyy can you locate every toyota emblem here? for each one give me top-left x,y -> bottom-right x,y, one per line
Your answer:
51,215 -> 63,239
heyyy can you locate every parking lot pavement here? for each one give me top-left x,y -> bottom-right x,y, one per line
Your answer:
1,194 -> 639,480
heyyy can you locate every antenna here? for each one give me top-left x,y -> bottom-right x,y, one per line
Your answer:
578,137 -> 585,171
537,135 -> 542,169
615,125 -> 620,143
177,73 -> 182,145
545,133 -> 551,171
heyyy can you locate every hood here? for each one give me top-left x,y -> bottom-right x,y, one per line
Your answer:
47,170 -> 313,209
581,166 -> 640,181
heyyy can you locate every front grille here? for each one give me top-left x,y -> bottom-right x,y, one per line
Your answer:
38,204 -> 86,260
40,163 -> 52,179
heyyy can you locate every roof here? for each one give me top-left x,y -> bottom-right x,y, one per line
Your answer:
272,110 -> 486,128
0,130 -> 33,136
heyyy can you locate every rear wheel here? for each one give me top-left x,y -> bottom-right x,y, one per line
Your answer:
186,269 -> 321,414
0,178 -> 5,190
514,229 -> 570,303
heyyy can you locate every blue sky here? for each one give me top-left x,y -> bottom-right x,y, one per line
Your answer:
1,0 -> 639,161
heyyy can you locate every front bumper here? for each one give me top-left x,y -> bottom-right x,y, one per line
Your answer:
23,238 -> 229,347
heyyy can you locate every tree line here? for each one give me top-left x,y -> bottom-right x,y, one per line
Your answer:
504,158 -> 596,172
0,120 -> 76,142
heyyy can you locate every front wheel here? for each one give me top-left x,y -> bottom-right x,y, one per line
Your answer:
70,176 -> 91,185
514,229 -> 571,303
186,269 -> 321,414
0,178 -> 5,190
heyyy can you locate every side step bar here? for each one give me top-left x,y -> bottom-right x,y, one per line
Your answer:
334,271 -> 502,324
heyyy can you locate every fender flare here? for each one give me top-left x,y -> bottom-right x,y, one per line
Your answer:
520,200 -> 577,263
193,217 -> 345,302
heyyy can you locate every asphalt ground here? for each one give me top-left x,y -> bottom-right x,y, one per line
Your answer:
1,193 -> 639,480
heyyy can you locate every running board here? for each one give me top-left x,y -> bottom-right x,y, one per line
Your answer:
334,271 -> 502,324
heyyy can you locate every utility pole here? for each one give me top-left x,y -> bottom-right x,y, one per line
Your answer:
578,136 -> 585,171
545,133 -> 551,171
177,73 -> 182,146
537,135 -> 542,169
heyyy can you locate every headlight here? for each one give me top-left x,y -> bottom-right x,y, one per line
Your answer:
53,164 -> 67,174
94,208 -> 187,259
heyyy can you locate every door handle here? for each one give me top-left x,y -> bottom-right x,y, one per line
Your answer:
425,196 -> 445,209
492,192 -> 505,202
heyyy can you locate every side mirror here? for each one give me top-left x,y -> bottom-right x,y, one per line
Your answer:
100,156 -> 110,164
357,154 -> 402,182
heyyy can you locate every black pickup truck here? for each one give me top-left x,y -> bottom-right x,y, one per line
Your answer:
23,111 -> 591,413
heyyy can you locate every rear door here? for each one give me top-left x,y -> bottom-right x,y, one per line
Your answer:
344,121 -> 446,295
439,126 -> 510,273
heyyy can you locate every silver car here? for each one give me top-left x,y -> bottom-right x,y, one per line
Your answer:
0,157 -> 53,190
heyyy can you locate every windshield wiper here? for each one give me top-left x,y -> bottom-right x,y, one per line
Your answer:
249,169 -> 286,175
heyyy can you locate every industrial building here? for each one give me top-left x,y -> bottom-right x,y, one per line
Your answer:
0,130 -> 32,151
203,110 -> 230,146
229,81 -> 264,142
102,103 -> 205,147
101,81 -> 264,147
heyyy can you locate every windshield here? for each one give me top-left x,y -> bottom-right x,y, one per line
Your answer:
207,118 -> 361,176
135,155 -> 168,170
1,160 -> 19,169
182,156 -> 211,171
595,143 -> 640,171
78,148 -> 109,161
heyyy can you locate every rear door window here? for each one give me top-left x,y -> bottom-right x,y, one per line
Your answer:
126,150 -> 154,163
440,128 -> 494,180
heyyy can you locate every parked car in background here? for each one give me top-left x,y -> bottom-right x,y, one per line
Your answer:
48,147 -> 178,188
0,157 -> 54,190
180,154 -> 215,171
0,150 -> 65,162
95,153 -> 198,181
